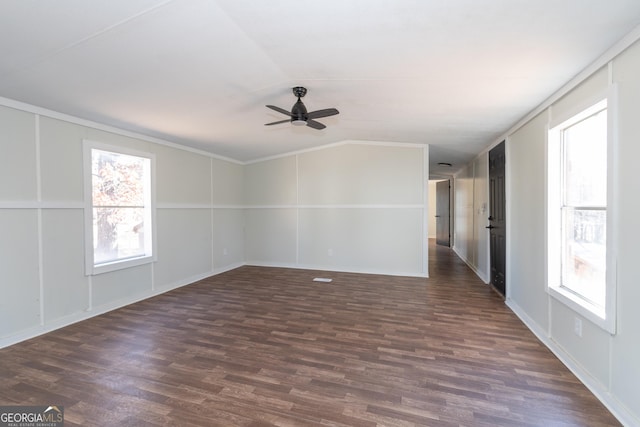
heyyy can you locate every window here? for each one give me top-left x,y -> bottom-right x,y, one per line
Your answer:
547,96 -> 616,332
84,141 -> 155,275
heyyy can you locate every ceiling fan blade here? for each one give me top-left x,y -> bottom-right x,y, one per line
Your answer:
264,119 -> 291,126
307,108 -> 339,120
266,105 -> 292,116
306,119 -> 326,130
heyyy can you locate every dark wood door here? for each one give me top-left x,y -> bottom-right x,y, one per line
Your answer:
489,142 -> 506,296
435,180 -> 450,247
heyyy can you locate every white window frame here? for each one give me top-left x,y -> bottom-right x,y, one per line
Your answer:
546,87 -> 617,334
83,139 -> 157,275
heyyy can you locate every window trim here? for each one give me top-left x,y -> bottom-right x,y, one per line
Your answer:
83,139 -> 157,276
546,87 -> 617,334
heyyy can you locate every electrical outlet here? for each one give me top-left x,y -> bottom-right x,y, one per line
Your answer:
574,317 -> 583,337
327,249 -> 333,256
223,248 -> 228,256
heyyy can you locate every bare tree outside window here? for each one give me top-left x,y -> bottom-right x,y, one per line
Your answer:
91,149 -> 151,265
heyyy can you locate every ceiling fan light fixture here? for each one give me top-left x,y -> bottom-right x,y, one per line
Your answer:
291,119 -> 307,126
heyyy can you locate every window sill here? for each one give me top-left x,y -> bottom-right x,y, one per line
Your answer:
88,255 -> 155,276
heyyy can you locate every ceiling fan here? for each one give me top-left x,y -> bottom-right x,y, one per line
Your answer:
265,86 -> 339,130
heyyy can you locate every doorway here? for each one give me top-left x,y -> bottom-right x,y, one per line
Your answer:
488,141 -> 506,296
435,180 -> 450,247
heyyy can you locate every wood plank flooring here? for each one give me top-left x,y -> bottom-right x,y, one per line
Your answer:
0,241 -> 620,426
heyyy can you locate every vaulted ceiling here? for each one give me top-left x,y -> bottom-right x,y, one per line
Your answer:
2,1 -> 640,177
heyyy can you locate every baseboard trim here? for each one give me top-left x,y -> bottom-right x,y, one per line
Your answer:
506,299 -> 638,427
0,264 -> 244,350
244,261 -> 428,278
451,246 -> 490,284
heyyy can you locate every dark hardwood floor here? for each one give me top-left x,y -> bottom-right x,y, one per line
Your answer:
0,241 -> 620,426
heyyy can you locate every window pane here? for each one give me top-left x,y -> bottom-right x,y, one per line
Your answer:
92,149 -> 146,207
562,110 -> 607,206
561,208 -> 606,306
93,207 -> 146,264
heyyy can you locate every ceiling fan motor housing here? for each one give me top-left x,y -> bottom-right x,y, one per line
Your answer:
291,98 -> 308,124
291,87 -> 308,124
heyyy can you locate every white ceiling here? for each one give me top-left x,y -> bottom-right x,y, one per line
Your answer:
2,1 -> 640,177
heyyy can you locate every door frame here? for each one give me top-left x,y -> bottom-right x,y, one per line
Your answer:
435,179 -> 451,247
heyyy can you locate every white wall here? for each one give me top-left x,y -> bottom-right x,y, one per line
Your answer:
453,165 -> 473,262
499,42 -> 640,425
472,154 -> 489,279
452,153 -> 489,282
610,40 -> 640,420
0,105 -> 244,347
244,143 -> 428,277
507,111 -> 549,326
